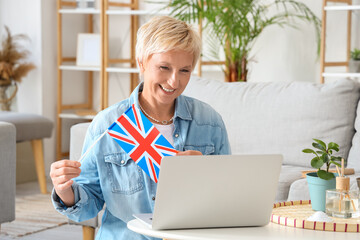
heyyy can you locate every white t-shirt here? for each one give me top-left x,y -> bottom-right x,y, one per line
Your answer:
153,123 -> 175,146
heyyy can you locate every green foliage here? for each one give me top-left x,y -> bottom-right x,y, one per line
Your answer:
302,139 -> 344,180
350,48 -> 360,60
156,0 -> 321,82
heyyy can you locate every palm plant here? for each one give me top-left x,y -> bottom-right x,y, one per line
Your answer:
162,0 -> 321,82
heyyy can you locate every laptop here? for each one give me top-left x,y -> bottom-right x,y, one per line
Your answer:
133,154 -> 282,230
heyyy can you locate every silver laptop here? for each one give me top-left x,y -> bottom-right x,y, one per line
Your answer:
133,154 -> 282,230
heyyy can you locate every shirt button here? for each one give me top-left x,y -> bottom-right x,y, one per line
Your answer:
174,133 -> 179,138
120,160 -> 125,164
152,196 -> 156,201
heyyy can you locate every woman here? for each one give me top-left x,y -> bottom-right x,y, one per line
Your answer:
51,16 -> 231,240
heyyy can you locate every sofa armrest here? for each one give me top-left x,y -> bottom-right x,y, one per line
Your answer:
70,122 -> 91,161
0,121 -> 16,224
69,122 -> 102,228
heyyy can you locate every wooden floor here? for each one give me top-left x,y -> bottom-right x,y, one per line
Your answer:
0,180 -> 84,240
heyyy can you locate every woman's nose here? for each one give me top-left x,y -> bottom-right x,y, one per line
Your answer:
167,71 -> 179,89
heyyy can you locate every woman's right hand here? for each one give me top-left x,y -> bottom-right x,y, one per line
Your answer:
50,160 -> 81,206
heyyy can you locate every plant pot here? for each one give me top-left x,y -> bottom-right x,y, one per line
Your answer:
306,172 -> 336,212
349,59 -> 360,73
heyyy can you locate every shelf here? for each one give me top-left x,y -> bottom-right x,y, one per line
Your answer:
59,8 -> 101,14
59,110 -> 96,120
59,65 -> 101,71
324,5 -> 360,11
106,10 -> 170,16
106,67 -> 139,73
322,72 -> 360,78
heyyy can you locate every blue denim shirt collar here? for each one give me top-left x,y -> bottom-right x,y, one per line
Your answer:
129,82 -> 192,121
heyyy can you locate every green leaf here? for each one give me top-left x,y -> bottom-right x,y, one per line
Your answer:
316,151 -> 323,154
317,170 -> 335,180
313,139 -> 326,149
312,142 -> 326,151
320,153 -> 330,163
330,156 -> 342,162
311,157 -> 324,169
328,142 -> 339,152
302,148 -> 316,154
329,161 -> 341,167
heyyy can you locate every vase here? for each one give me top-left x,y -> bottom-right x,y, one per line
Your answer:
306,172 -> 336,212
0,83 -> 18,111
349,59 -> 360,73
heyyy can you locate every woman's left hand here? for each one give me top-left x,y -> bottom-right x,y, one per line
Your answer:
176,150 -> 202,156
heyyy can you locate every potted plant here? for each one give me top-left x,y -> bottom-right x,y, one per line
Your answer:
0,26 -> 35,111
349,48 -> 360,73
160,0 -> 321,82
302,139 -> 343,211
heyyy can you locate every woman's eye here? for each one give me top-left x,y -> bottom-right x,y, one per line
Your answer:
160,66 -> 169,70
181,69 -> 190,73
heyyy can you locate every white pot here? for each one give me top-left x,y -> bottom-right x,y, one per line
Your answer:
349,59 -> 360,73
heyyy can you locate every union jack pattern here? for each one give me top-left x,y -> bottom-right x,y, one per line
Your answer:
107,104 -> 178,183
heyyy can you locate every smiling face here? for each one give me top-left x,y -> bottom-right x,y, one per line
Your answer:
139,50 -> 194,107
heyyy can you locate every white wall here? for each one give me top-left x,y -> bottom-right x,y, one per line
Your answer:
0,0 -> 358,180
0,0 -> 57,181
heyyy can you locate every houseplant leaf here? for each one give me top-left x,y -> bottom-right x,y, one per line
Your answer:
302,148 -> 316,154
320,153 -> 330,163
311,157 -> 324,169
330,156 -> 342,162
317,170 -> 335,180
329,161 -> 341,167
328,142 -> 339,152
312,142 -> 326,151
313,139 -> 326,149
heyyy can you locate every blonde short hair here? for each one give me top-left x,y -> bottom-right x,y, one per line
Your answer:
136,16 -> 201,70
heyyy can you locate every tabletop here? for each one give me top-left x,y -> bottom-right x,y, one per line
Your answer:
127,219 -> 360,240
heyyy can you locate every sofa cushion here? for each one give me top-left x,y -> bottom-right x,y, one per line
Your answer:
347,100 -> 360,173
183,77 -> 360,168
275,165 -> 312,202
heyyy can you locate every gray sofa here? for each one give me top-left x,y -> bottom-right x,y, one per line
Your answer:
68,77 -> 360,238
0,122 -> 16,229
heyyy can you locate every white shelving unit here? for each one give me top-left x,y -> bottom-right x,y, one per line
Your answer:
320,0 -> 360,82
59,65 -> 101,71
56,0 -> 104,159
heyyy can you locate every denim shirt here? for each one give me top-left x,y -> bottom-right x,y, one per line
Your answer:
52,82 -> 231,240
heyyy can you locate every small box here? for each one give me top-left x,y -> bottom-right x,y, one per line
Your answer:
76,0 -> 95,9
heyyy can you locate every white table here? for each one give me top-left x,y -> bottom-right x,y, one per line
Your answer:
128,219 -> 359,240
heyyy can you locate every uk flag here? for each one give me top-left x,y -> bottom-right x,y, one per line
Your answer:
107,104 -> 178,183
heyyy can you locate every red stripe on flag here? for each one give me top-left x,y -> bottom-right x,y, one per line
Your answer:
155,144 -> 178,153
323,222 -> 326,231
108,132 -> 135,145
119,117 -> 162,165
313,221 -> 316,230
333,223 -> 336,232
345,224 -> 348,232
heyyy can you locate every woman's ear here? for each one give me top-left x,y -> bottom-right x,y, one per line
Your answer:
137,58 -> 145,73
